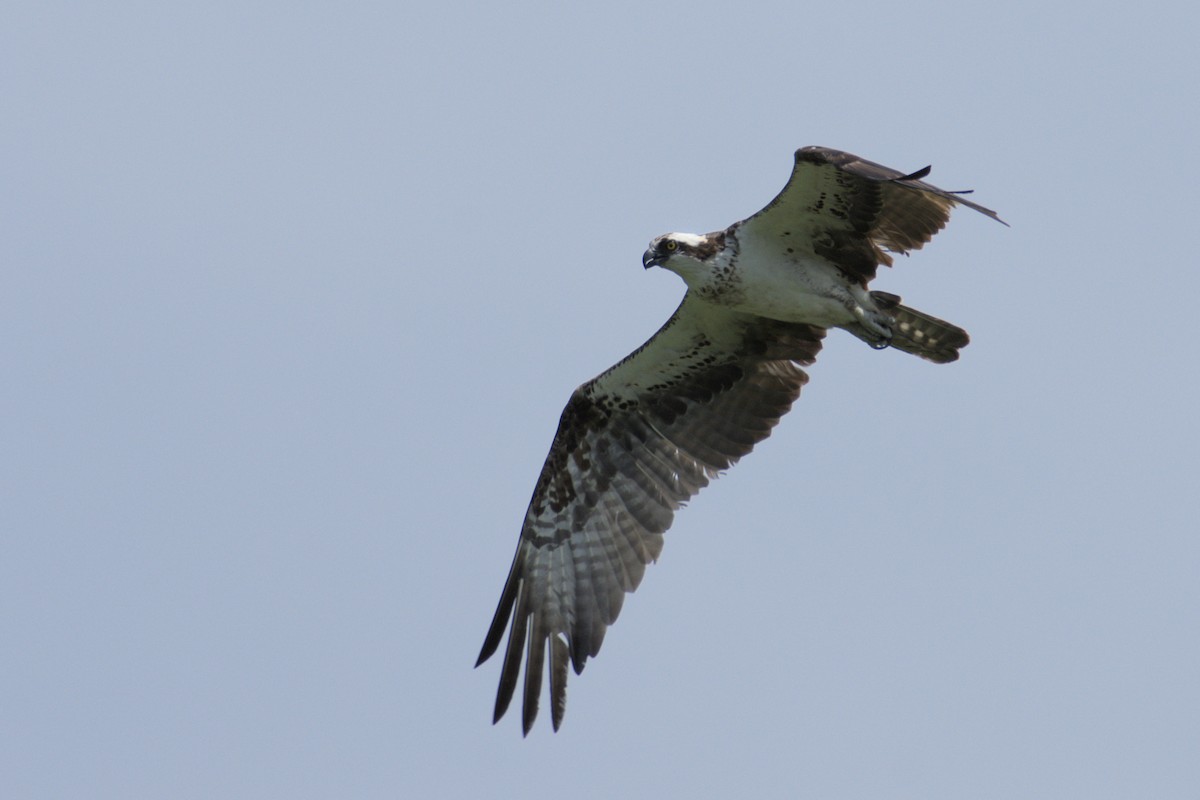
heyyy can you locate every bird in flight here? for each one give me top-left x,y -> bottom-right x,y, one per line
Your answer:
476,146 -> 1004,734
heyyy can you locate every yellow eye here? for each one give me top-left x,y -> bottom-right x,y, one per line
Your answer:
665,240 -> 678,251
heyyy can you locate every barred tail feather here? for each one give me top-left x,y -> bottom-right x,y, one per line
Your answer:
879,295 -> 969,363
842,291 -> 969,363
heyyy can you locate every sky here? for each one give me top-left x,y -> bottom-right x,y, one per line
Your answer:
3,1 -> 1198,797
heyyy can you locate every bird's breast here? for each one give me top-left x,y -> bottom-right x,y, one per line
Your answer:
699,244 -> 855,328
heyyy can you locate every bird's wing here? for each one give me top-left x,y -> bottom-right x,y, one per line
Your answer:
476,293 -> 825,733
736,145 -> 1005,284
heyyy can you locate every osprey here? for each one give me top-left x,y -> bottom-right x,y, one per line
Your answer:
477,146 -> 1004,734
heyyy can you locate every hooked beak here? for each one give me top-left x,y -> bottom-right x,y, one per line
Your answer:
642,248 -> 664,270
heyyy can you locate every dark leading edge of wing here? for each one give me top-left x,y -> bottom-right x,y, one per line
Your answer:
475,297 -> 825,734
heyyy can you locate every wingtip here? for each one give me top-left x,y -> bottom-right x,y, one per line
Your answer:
521,702 -> 538,737
896,164 -> 933,182
973,204 -> 1010,227
948,190 -> 1009,227
492,693 -> 512,727
549,635 -> 569,731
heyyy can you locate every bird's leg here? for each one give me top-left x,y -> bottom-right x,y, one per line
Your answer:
846,285 -> 894,344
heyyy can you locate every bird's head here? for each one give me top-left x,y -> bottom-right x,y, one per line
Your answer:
642,232 -> 721,275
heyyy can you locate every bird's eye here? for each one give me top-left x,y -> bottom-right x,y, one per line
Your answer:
664,240 -> 678,252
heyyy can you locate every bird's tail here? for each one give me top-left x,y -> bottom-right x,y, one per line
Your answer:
850,291 -> 970,364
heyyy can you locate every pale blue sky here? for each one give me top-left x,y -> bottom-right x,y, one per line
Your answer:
4,2 -> 1198,798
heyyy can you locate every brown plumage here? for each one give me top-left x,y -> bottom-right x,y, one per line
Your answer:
477,147 -> 1003,733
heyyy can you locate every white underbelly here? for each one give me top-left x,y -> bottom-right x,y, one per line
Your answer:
720,255 -> 858,328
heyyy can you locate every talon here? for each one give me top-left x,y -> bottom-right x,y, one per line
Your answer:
849,295 -> 895,349
862,311 -> 893,350
861,311 -> 894,340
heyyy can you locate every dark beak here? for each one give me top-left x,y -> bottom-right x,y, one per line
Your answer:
642,248 -> 663,269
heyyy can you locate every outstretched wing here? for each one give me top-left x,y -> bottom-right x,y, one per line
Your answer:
476,294 -> 825,734
737,146 -> 1006,284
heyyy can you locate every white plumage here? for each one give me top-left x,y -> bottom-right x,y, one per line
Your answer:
477,146 -> 1004,734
